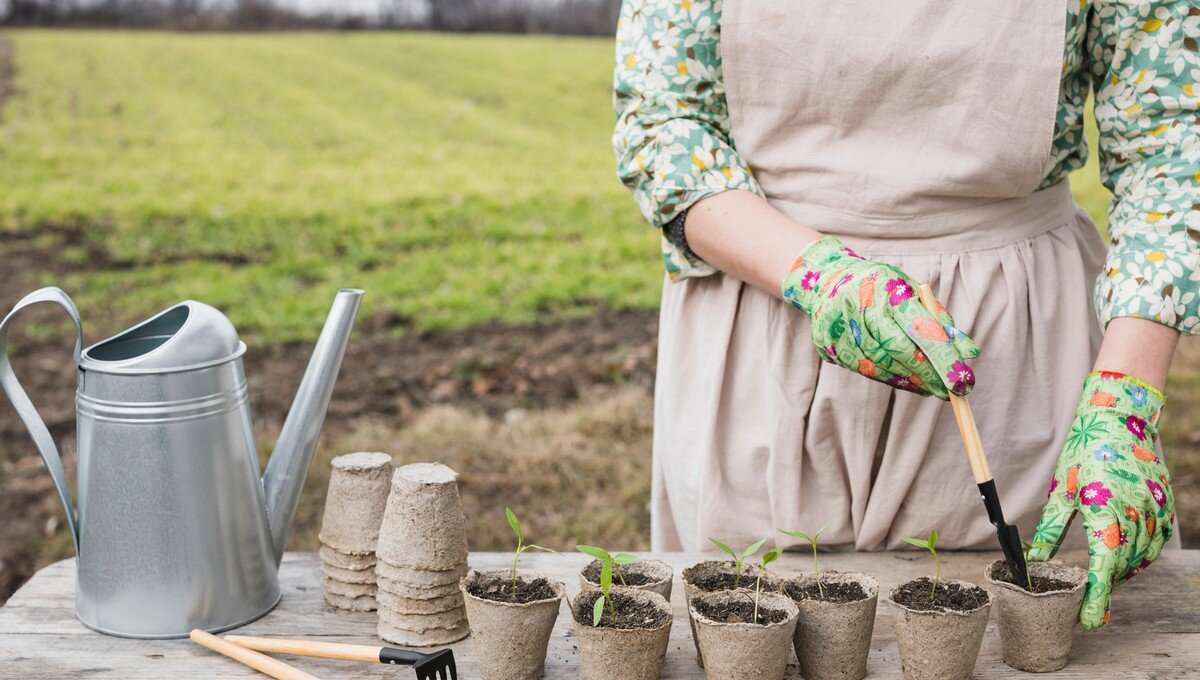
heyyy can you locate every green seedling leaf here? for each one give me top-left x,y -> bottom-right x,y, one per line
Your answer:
813,518 -> 835,539
578,544 -> 614,561
592,595 -> 605,626
780,530 -> 813,542
905,530 -> 943,598
526,545 -> 558,554
600,558 -> 613,592
506,507 -> 523,543
742,538 -> 767,559
576,545 -> 611,562
614,552 -> 640,566
709,538 -> 737,559
762,547 -> 783,566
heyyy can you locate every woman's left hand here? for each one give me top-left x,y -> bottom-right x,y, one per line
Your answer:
1028,372 -> 1176,630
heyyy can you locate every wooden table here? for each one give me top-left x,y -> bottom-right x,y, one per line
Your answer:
2,550 -> 1198,678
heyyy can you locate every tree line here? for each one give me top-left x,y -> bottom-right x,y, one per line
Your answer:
0,0 -> 622,34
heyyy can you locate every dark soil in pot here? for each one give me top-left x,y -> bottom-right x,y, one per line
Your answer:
691,590 -> 799,680
890,577 -> 988,612
786,571 -> 878,680
460,569 -> 564,680
580,557 -> 673,600
693,595 -> 790,624
985,559 -> 1087,673
464,570 -> 558,604
570,588 -> 672,680
571,589 -> 671,629
887,577 -> 991,680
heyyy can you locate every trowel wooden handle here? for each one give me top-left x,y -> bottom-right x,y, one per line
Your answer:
916,284 -> 993,485
190,629 -> 320,680
225,635 -> 383,663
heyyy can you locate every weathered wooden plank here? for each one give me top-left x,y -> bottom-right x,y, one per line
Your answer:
1,551 -> 1198,678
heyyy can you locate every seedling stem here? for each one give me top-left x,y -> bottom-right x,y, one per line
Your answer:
708,537 -> 767,590
505,508 -> 557,597
779,518 -> 834,599
903,530 -> 941,599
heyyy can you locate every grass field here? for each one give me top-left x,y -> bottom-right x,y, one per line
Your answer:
0,30 -> 661,340
0,30 -> 1113,341
2,30 -> 1196,603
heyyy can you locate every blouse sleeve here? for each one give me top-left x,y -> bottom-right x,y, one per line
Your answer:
613,0 -> 763,279
1089,1 -> 1200,333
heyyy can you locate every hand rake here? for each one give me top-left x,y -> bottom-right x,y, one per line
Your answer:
225,635 -> 458,680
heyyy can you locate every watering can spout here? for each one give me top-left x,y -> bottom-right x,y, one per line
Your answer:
262,288 -> 363,565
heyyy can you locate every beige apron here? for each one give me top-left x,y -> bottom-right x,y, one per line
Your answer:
652,0 -> 1111,552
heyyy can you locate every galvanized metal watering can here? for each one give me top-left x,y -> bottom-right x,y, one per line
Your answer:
0,287 -> 364,638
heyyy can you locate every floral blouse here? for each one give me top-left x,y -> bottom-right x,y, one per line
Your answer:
614,0 -> 1200,334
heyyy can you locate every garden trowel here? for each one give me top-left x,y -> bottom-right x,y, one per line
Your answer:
917,284 -> 1029,587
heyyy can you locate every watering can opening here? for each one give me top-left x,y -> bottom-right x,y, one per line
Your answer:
85,306 -> 190,362
80,301 -> 243,373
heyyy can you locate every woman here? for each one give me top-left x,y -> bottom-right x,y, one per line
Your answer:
614,0 -> 1198,630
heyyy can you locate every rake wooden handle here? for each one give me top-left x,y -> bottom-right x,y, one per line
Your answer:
225,635 -> 382,663
190,630 -> 320,680
916,283 -> 993,484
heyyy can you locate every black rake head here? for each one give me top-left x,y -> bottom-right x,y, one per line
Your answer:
380,647 -> 457,680
412,649 -> 457,680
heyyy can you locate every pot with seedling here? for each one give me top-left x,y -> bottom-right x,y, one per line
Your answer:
984,541 -> 1086,672
577,545 -> 673,600
682,538 -> 783,667
570,546 -> 672,680
691,546 -> 799,679
459,509 -> 564,680
780,521 -> 878,680
886,530 -> 991,680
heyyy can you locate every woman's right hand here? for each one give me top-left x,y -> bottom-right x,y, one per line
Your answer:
783,236 -> 980,400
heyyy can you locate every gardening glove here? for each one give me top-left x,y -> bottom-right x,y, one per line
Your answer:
1027,371 -> 1175,630
782,235 -> 980,400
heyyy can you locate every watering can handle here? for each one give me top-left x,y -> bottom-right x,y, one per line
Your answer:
0,287 -> 83,554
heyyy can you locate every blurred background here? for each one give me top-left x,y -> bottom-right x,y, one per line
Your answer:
0,1 -> 1195,604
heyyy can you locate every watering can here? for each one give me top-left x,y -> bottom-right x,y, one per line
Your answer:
0,287 -> 364,638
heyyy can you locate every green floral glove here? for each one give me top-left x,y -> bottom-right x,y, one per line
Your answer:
782,236 -> 980,400
1028,372 -> 1175,630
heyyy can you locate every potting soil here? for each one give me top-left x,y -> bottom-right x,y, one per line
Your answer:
891,577 -> 988,612
993,565 -> 1078,594
693,596 -> 791,625
466,572 -> 559,604
583,560 -> 656,586
689,569 -> 777,593
785,578 -> 868,603
573,590 -> 671,629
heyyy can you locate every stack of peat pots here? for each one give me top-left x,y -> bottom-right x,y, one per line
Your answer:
374,462 -> 470,646
318,452 -> 393,612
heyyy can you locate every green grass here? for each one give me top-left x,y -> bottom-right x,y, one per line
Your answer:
0,30 -> 1111,341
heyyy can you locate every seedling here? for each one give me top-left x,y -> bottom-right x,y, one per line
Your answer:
779,518 -> 835,599
752,547 -> 783,622
1019,540 -> 1056,588
903,530 -> 941,599
708,537 -> 767,590
505,508 -> 557,597
576,545 -> 640,586
575,546 -> 621,626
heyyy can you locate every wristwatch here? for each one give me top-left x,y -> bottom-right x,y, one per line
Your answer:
664,208 -> 697,261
